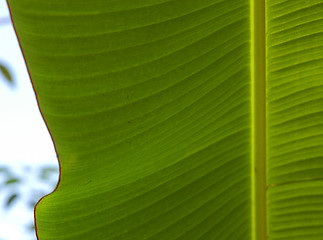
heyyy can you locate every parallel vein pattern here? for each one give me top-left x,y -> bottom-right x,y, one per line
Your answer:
8,0 -> 252,239
267,1 -> 323,239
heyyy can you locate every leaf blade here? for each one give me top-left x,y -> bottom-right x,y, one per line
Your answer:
267,1 -> 323,239
7,0 -> 253,239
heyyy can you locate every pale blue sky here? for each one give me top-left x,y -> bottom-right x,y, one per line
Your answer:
0,1 -> 58,239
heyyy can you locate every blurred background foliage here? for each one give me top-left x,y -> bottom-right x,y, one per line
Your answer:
1,6 -> 59,240
0,62 -> 13,86
0,38 -> 58,239
0,164 -> 58,232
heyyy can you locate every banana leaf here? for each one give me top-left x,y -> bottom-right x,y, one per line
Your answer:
6,0 -> 323,239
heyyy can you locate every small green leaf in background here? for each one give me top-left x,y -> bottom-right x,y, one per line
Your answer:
39,166 -> 58,180
5,193 -> 18,208
0,63 -> 13,85
5,177 -> 20,185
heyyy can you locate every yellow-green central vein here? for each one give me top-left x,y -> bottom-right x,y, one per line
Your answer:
251,0 -> 266,239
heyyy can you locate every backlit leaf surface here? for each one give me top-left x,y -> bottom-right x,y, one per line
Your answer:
6,0 -> 323,239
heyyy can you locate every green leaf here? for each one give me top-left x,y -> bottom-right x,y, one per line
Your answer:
39,166 -> 58,180
0,63 -> 13,84
5,178 -> 20,185
5,193 -> 18,208
6,0 -> 323,239
267,1 -> 323,239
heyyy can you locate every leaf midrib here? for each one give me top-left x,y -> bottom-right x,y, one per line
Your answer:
251,0 -> 267,239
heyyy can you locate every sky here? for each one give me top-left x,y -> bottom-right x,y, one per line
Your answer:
0,1 -> 58,239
